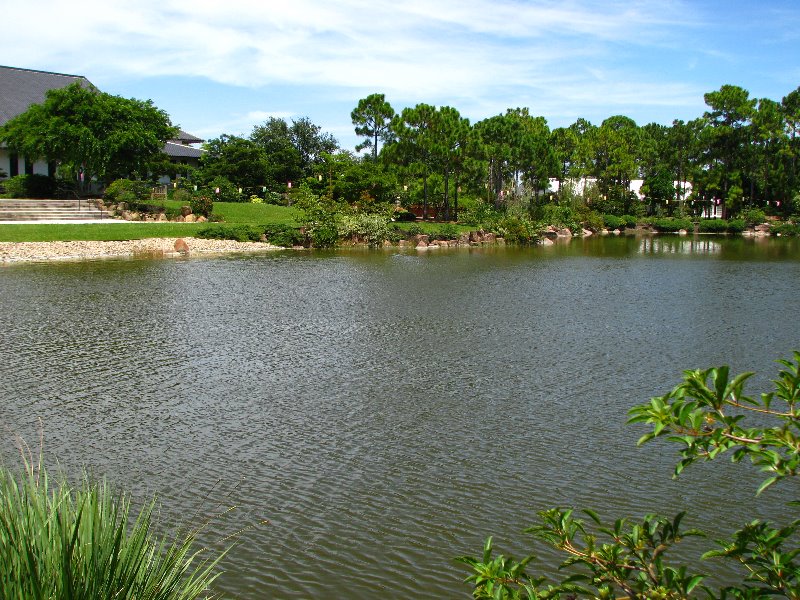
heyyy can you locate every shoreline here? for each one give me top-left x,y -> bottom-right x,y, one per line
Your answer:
0,237 -> 282,264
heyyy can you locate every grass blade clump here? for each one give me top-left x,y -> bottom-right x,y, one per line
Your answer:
0,462 -> 224,599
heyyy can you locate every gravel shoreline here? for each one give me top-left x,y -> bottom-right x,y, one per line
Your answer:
0,237 -> 283,263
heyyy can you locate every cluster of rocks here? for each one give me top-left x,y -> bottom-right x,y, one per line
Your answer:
745,223 -> 772,236
100,202 -> 208,223
0,237 -> 279,263
394,231 -> 505,249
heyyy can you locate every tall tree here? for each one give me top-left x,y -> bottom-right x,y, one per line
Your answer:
0,82 -> 176,185
351,93 -> 396,160
390,103 -> 439,218
701,84 -> 756,217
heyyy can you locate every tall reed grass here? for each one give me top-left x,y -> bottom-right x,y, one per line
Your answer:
0,460 -> 224,599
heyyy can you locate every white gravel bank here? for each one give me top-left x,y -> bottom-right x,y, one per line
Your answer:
0,237 -> 282,263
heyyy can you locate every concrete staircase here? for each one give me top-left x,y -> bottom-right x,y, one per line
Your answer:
0,199 -> 107,222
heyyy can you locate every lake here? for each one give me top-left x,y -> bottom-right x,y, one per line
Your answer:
1,235 -> 799,598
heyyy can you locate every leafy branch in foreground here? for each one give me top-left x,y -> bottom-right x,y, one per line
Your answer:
459,352 -> 800,599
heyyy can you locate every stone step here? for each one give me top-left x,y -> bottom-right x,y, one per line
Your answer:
0,200 -> 107,221
0,200 -> 98,209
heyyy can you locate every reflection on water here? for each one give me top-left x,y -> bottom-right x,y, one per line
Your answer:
639,235 -> 722,255
1,238 -> 800,598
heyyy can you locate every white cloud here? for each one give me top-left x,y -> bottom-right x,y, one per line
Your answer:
1,0 -> 795,141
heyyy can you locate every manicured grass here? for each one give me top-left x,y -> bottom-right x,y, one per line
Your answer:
0,223 -> 206,242
0,203 -> 299,242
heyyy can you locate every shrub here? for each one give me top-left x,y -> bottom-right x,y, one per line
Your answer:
0,462 -> 222,599
104,179 -> 150,204
0,174 -> 56,198
197,224 -> 263,242
249,194 -> 264,204
647,217 -> 693,232
172,188 -> 192,204
338,213 -> 391,247
190,195 -> 214,218
393,209 -> 417,222
726,218 -> 746,233
534,204 -> 580,232
263,224 -> 303,247
740,207 -> 766,226
401,223 -> 424,237
434,223 -> 461,240
205,176 -> 240,203
771,222 -> 800,236
460,200 -> 501,228
493,216 -> 538,244
577,207 -> 604,232
698,218 -> 729,233
602,214 -> 625,230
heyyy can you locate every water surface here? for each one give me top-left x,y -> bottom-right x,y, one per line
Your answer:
1,235 -> 799,598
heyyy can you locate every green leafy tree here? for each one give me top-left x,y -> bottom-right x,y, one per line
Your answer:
199,134 -> 270,190
0,82 -> 176,185
351,93 -> 396,160
460,352 -> 800,599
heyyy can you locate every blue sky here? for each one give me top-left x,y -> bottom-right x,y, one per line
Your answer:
3,0 -> 798,151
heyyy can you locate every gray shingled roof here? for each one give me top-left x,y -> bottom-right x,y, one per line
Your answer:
0,65 -> 92,126
164,141 -> 205,159
173,129 -> 203,144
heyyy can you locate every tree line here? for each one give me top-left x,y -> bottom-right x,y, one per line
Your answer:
2,82 -> 799,221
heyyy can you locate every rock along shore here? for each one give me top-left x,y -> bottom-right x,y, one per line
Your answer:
0,237 -> 281,264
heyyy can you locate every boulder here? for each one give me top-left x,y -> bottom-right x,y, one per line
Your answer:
612,228 -> 621,235
582,229 -> 593,237
540,237 -> 554,246
557,228 -> 572,237
382,240 -> 393,247
469,230 -> 483,243
184,214 -> 196,223
458,232 -> 471,245
754,223 -> 771,233
678,229 -> 688,236
196,215 -> 207,223
416,239 -> 428,248
156,213 -> 168,222
398,239 -> 410,247
174,239 -> 190,254
483,233 -> 497,244
174,215 -> 185,222
180,205 -> 193,217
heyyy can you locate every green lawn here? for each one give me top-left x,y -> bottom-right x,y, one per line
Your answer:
0,203 -> 299,242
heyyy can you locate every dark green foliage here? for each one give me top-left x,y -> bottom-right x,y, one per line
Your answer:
190,195 -> 213,218
493,216 -> 538,244
740,208 -> 767,225
602,213 -> 637,230
263,224 -> 303,247
698,218 -> 729,233
771,222 -> 800,236
0,174 -> 56,198
726,218 -> 746,233
0,83 -> 175,184
647,217 -> 693,232
435,223 -> 461,240
534,204 -> 580,232
196,224 -> 263,242
104,179 -> 151,204
394,209 -> 417,222
205,176 -> 241,203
